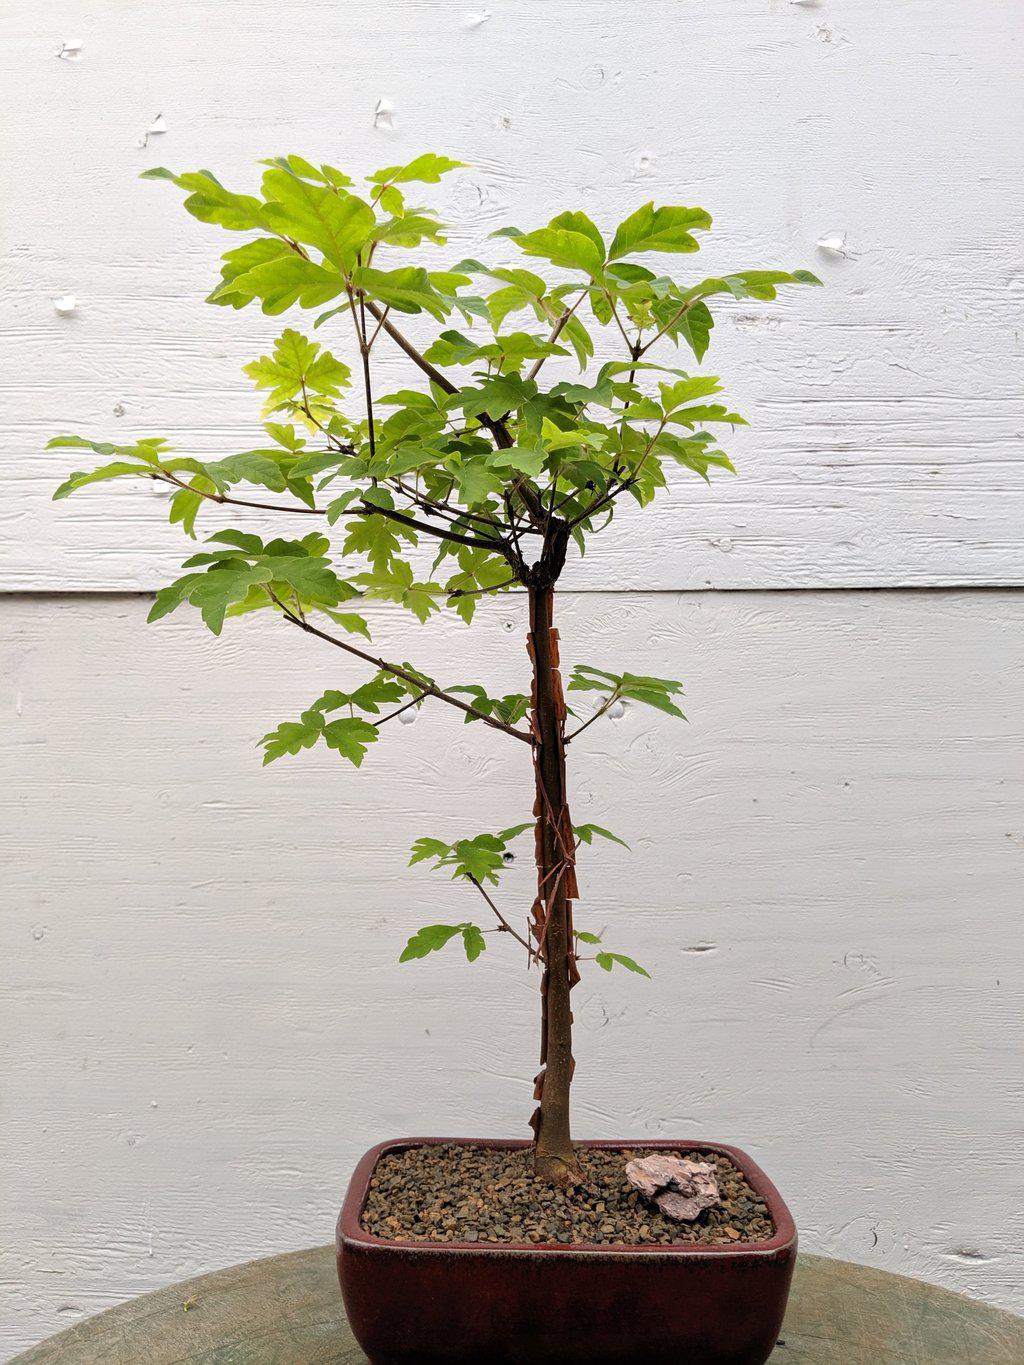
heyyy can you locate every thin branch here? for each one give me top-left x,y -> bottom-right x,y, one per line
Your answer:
446,576 -> 520,600
155,473 -> 324,515
565,418 -> 667,530
635,295 -> 701,359
525,290 -> 587,383
360,298 -> 526,468
369,502 -> 507,553
347,279 -> 377,460
606,293 -> 635,355
503,492 -> 528,576
563,480 -> 629,531
367,304 -> 391,350
361,298 -> 458,396
469,876 -> 533,952
393,479 -> 511,535
155,473 -> 508,550
276,608 -> 533,743
360,344 -> 376,459
564,689 -> 621,744
375,694 -> 425,726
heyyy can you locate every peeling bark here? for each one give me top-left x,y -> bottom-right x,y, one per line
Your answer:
527,566 -> 581,1185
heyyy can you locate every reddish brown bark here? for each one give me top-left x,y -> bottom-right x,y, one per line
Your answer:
527,574 -> 582,1184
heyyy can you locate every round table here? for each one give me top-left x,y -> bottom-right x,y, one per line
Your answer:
12,1247 -> 1024,1364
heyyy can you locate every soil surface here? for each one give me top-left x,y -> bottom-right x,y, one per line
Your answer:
361,1144 -> 775,1246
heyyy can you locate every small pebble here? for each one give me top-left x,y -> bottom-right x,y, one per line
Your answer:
362,1145 -> 776,1247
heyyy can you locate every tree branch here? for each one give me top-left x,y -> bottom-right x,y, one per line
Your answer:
368,502 -> 507,553
375,694 -> 425,726
469,876 -> 533,953
156,472 -> 509,553
447,576 -> 520,600
565,418 -> 667,530
635,295 -> 702,359
360,297 -> 523,458
525,290 -> 587,383
276,608 -> 533,743
361,298 -> 459,396
155,472 -> 324,515
564,689 -> 621,744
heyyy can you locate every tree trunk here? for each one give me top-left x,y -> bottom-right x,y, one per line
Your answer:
527,579 -> 582,1184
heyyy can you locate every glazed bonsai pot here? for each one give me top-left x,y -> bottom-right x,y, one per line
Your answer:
336,1137 -> 796,1365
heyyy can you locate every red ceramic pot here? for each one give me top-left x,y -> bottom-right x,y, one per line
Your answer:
337,1137 -> 796,1365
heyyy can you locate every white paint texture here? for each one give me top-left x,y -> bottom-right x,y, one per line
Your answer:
3,0 -> 1024,1356
3,591 -> 1023,1356
2,1 -> 1024,590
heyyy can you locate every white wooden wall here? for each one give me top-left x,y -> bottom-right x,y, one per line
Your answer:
2,0 -> 1023,1356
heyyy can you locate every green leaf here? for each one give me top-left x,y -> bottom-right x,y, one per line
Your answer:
321,716 -> 379,766
169,485 -> 205,538
399,924 -> 465,962
424,329 -> 567,375
515,212 -> 606,278
562,314 -> 595,370
657,432 -> 735,482
310,675 -> 405,716
351,265 -> 450,320
182,561 -> 273,635
142,167 -> 272,233
575,930 -> 603,945
658,376 -> 726,413
409,837 -> 452,866
595,951 -> 651,978
260,155 -> 354,190
566,664 -> 621,692
450,834 -> 506,884
210,253 -> 344,315
326,489 -> 363,525
207,529 -> 266,554
608,204 -> 712,260
448,686 -> 531,726
320,609 -> 371,639
568,665 -> 686,720
676,300 -> 714,362
260,708 -> 378,767
261,168 -> 375,271
496,822 -> 532,842
357,560 -> 443,623
551,373 -> 618,409
574,823 -> 630,849
262,553 -> 346,604
452,458 -> 505,507
461,924 -> 486,962
370,212 -> 447,250
342,511 -> 408,572
259,708 -> 325,763
368,153 -> 466,187
243,329 -> 350,410
54,460 -> 159,500
408,828 -> 525,885
664,404 -> 747,430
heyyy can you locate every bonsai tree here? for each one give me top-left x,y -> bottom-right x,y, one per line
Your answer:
52,153 -> 819,1184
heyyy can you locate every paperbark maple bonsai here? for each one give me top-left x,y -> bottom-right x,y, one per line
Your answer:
52,153 -> 819,1186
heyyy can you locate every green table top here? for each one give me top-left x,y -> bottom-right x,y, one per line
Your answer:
12,1246 -> 1024,1364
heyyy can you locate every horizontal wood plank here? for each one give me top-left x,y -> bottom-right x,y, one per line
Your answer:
3,1 -> 1023,588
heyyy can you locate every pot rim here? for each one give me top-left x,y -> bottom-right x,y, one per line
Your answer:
338,1136 -> 797,1258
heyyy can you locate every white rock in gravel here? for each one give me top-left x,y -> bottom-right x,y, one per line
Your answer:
625,1153 -> 681,1198
625,1155 -> 720,1222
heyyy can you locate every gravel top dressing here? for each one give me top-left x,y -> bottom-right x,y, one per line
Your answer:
362,1145 -> 775,1247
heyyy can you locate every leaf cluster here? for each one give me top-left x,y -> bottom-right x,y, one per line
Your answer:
50,150 -> 822,984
